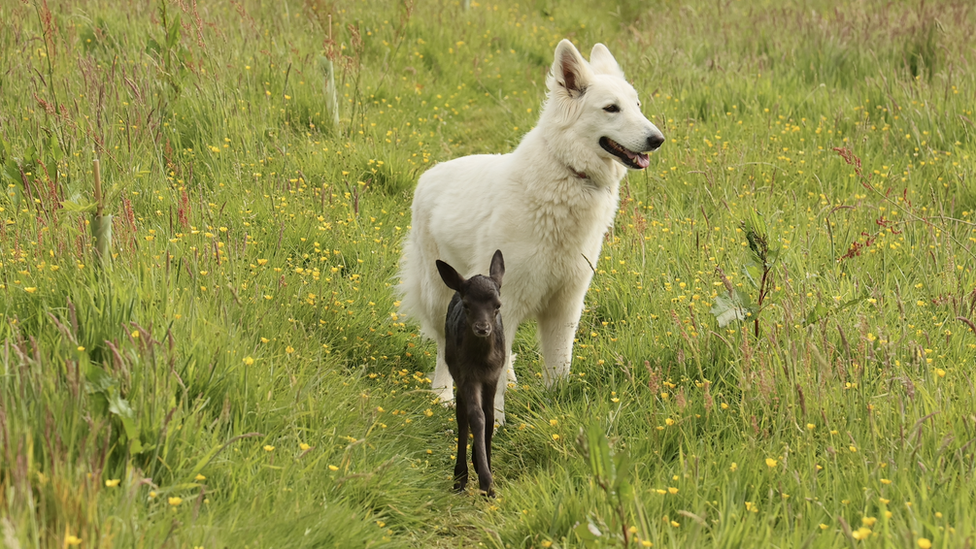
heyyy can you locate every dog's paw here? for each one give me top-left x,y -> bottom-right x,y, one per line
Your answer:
506,353 -> 518,384
541,364 -> 571,388
432,382 -> 455,406
493,409 -> 506,426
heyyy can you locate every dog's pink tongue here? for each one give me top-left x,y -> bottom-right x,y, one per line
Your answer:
624,149 -> 650,169
635,152 -> 650,169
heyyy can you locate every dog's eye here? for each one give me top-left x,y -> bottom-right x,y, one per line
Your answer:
603,104 -> 620,113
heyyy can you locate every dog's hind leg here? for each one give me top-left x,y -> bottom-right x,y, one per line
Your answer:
491,320 -> 520,425
416,264 -> 456,405
490,354 -> 514,426
431,342 -> 455,405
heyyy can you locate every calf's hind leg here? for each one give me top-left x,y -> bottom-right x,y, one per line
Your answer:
480,383 -> 497,496
452,392 -> 470,492
464,386 -> 493,497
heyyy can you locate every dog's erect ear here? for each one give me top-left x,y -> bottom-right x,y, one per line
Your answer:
550,39 -> 591,98
489,249 -> 504,288
436,260 -> 465,293
589,43 -> 624,78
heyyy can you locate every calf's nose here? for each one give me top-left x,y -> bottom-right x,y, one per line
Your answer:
473,322 -> 492,337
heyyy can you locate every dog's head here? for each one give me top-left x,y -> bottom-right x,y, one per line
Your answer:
543,40 -> 664,171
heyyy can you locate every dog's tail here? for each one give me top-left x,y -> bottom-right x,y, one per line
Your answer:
397,228 -> 447,341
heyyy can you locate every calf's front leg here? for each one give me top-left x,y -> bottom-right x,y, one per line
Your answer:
452,393 -> 470,492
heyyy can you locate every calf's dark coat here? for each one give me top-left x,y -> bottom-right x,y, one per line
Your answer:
436,249 -> 505,496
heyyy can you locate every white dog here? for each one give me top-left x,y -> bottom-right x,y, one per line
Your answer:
398,39 -> 663,423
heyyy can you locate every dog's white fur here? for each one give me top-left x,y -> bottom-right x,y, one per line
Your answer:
398,40 -> 663,423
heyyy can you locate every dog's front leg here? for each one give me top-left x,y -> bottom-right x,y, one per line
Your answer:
537,286 -> 587,386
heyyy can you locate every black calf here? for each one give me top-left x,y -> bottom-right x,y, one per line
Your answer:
435,249 -> 505,497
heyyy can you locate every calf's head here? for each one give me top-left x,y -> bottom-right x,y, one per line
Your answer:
436,250 -> 505,338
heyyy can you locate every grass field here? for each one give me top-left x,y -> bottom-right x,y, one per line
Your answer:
1,0 -> 975,547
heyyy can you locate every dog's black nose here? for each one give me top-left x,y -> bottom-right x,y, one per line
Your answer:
646,133 -> 665,151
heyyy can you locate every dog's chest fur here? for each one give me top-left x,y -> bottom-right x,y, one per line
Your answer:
521,175 -> 616,253
488,169 -> 620,314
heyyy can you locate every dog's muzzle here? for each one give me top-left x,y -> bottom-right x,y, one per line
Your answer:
600,137 -> 653,169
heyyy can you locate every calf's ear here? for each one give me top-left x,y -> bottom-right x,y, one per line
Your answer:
489,250 -> 505,287
436,260 -> 465,292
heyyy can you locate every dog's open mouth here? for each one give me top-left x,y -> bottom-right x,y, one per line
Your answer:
600,137 -> 650,170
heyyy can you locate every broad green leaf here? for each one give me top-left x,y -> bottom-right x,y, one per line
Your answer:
585,422 -> 613,482
107,389 -> 134,420
108,390 -> 139,441
613,451 -> 634,498
129,438 -> 145,454
2,159 -> 19,183
84,364 -> 115,393
804,302 -> 830,326
166,15 -> 181,49
318,56 -> 335,78
742,264 -> 763,289
61,199 -> 98,213
146,37 -> 161,56
45,134 -> 64,162
573,519 -> 602,542
711,291 -> 752,327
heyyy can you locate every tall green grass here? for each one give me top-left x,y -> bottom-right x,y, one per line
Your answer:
1,0 -> 974,547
